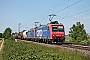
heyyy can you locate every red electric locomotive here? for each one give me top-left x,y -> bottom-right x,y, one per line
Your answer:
48,21 -> 65,43
34,21 -> 65,44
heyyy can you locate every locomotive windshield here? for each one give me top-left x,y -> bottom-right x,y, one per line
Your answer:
52,25 -> 64,32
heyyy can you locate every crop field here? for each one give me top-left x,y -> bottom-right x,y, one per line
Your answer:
0,39 -> 90,60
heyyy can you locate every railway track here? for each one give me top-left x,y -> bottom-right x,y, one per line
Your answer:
62,43 -> 90,51
56,42 -> 90,57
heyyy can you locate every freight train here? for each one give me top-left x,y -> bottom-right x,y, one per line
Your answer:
13,21 -> 65,44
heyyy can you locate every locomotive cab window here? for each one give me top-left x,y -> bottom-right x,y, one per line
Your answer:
52,25 -> 64,32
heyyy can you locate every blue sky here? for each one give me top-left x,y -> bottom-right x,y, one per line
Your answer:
0,0 -> 90,34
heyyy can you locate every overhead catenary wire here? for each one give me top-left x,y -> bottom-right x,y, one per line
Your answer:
32,0 -> 68,21
42,0 -> 69,20
44,0 -> 69,15
41,0 -> 66,15
59,8 -> 90,20
26,0 -> 90,29
58,2 -> 90,20
54,0 -> 83,14
26,0 -> 69,28
41,0 -> 83,21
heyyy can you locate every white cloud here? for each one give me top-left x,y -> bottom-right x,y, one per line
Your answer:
83,16 -> 90,20
72,14 -> 90,20
0,16 -> 7,18
72,14 -> 84,18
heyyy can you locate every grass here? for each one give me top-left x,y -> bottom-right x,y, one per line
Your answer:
0,39 -> 90,60
65,37 -> 72,42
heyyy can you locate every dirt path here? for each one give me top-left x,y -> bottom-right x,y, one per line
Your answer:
0,38 -> 4,51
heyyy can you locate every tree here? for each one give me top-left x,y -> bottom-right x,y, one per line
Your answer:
69,22 -> 88,43
2,27 -> 12,39
0,33 -> 2,38
22,30 -> 26,32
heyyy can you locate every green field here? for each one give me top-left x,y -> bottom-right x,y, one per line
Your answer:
0,39 -> 90,60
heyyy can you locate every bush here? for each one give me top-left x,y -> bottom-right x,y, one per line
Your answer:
2,27 -> 12,39
69,22 -> 88,44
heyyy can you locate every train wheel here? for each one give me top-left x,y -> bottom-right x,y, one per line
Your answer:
34,39 -> 35,41
44,39 -> 47,44
47,41 -> 51,44
38,40 -> 40,43
40,39 -> 43,43
57,42 -> 62,45
46,40 -> 48,44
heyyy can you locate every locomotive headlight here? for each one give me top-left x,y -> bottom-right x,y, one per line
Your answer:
53,35 -> 55,36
